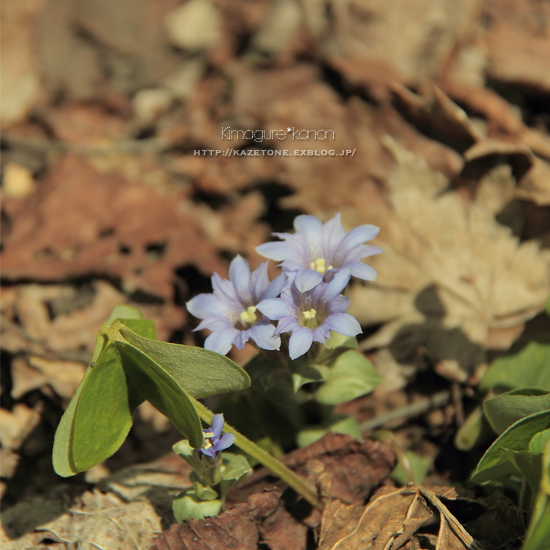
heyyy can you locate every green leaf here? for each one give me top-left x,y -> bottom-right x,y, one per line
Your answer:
105,304 -> 145,324
315,350 -> 381,406
221,453 -> 252,482
297,415 -> 362,447
472,410 -> 550,484
61,344 -> 144,473
119,326 -> 250,398
52,366 -> 94,477
522,439 -> 550,550
480,342 -> 550,393
484,389 -> 550,435
290,362 -> 326,392
530,429 -> 550,453
454,405 -> 495,451
172,491 -> 222,523
90,305 -> 154,364
114,339 -> 203,448
324,332 -> 358,351
189,471 -> 219,501
501,449 -> 542,492
119,318 -> 157,340
391,450 -> 433,486
219,453 -> 252,501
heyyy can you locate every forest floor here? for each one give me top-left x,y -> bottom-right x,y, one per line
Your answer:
1,0 -> 550,548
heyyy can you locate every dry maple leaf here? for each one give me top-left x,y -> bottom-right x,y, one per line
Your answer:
348,138 -> 550,380
319,484 -> 482,550
1,155 -> 223,299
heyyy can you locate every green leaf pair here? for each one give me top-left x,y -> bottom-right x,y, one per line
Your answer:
290,349 -> 381,405
472,406 -> 550,485
53,305 -> 250,477
455,341 -> 550,452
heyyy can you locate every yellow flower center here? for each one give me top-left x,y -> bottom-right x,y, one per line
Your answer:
309,258 -> 334,274
240,306 -> 258,325
301,308 -> 319,329
302,308 -> 317,320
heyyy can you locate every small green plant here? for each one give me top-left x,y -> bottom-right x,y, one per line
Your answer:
53,214 -> 383,522
469,309 -> 550,550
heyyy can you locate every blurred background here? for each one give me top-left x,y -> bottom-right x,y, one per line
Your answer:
1,0 -> 549,546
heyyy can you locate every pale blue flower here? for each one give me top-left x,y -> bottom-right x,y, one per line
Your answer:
257,269 -> 362,359
200,414 -> 235,458
256,213 -> 383,292
186,256 -> 287,355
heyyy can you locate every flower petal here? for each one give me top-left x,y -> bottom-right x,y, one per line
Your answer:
346,261 -> 378,281
295,269 -> 323,293
322,213 -> 346,256
340,224 -> 379,250
211,414 -> 225,439
249,261 -> 270,300
186,294 -> 225,319
214,432 -> 236,452
257,298 -> 294,320
325,313 -> 362,337
262,273 -> 287,300
248,323 -> 281,350
322,268 -> 352,299
288,327 -> 314,359
233,329 -> 250,350
294,215 -> 323,238
204,328 -> 239,355
212,273 -> 239,304
256,242 -> 300,263
200,447 -> 216,459
194,317 -> 233,332
229,255 -> 252,301
274,316 -> 299,335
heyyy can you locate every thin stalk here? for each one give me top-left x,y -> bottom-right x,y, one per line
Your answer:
191,397 -> 324,511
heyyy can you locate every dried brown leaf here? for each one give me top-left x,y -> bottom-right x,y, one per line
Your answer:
0,404 -> 41,450
349,139 -> 550,378
1,489 -> 164,550
482,0 -> 550,92
1,156 -> 223,299
228,434 -> 395,510
319,484 -> 481,550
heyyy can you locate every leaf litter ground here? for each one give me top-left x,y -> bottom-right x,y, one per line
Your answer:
2,0 -> 550,548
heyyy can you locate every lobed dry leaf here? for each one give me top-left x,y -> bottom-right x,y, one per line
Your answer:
1,280 -> 185,358
319,484 -> 482,550
481,0 -> 550,93
1,155 -> 223,299
349,139 -> 550,380
322,0 -> 480,99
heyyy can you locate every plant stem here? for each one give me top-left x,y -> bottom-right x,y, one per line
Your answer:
191,397 -> 324,511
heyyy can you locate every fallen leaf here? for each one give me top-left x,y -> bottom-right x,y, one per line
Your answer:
1,155 -> 223,299
349,138 -> 550,378
322,0 -> 480,95
0,0 -> 44,127
228,433 -> 395,509
150,491 -> 278,550
0,404 -> 42,450
319,484 -> 482,550
481,0 -> 550,92
1,489 -> 164,550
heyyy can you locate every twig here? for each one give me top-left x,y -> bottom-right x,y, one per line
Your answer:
360,390 -> 451,431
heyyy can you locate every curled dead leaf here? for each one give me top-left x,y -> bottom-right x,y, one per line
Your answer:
319,484 -> 482,550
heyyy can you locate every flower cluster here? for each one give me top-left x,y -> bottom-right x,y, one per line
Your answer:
187,214 -> 382,359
